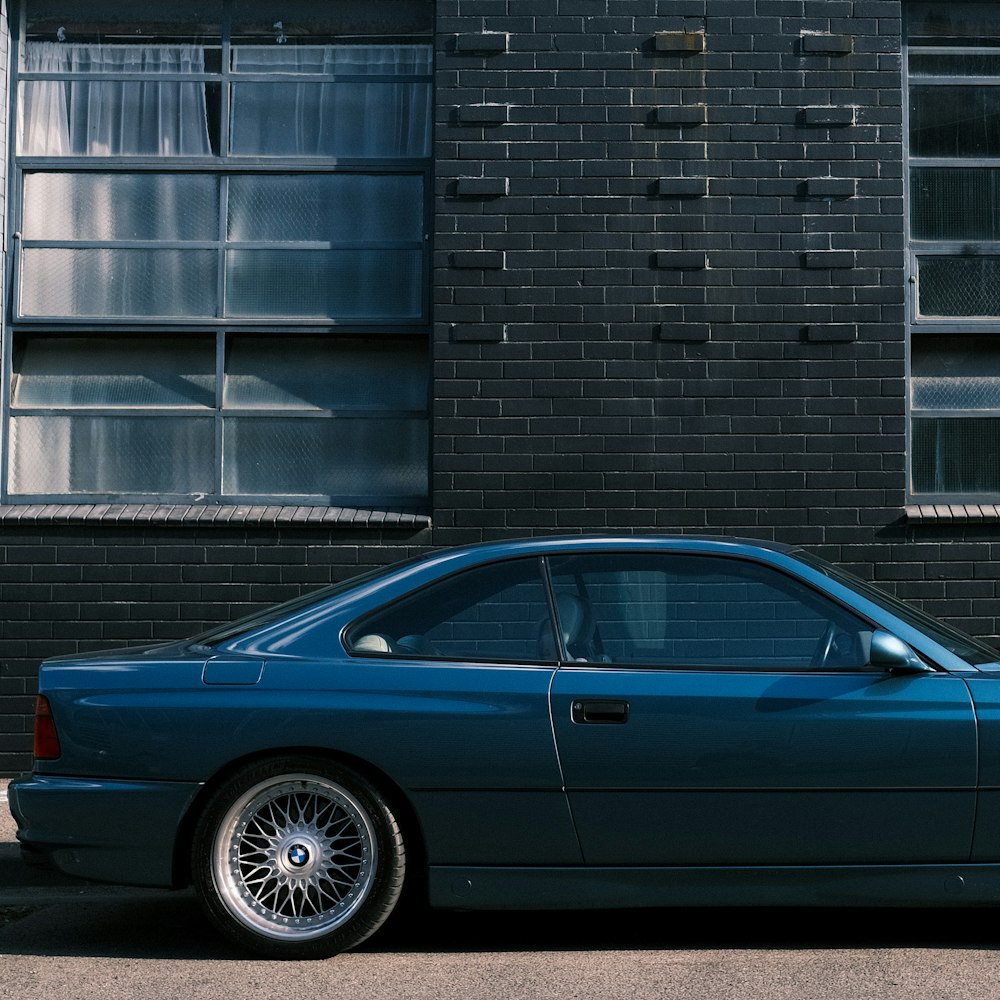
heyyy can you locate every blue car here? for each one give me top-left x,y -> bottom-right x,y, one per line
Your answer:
9,535 -> 1000,958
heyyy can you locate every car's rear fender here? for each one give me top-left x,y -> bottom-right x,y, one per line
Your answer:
170,745 -> 429,892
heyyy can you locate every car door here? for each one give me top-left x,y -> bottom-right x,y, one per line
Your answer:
332,555 -> 580,866
546,550 -> 979,866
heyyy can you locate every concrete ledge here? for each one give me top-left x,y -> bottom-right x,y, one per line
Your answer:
0,504 -> 431,527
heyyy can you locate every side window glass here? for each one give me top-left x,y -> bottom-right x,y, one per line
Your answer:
346,557 -> 555,663
548,553 -> 874,671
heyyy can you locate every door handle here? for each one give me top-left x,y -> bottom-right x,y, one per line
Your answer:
571,700 -> 629,724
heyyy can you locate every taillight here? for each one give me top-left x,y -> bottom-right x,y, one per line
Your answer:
33,695 -> 61,760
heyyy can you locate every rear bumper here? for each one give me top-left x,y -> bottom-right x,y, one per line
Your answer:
9,774 -> 202,888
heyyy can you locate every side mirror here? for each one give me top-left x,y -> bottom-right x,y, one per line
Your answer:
869,629 -> 933,674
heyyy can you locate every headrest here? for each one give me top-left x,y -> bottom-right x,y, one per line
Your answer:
351,632 -> 394,654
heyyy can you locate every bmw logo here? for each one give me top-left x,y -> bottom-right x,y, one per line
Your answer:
287,844 -> 310,868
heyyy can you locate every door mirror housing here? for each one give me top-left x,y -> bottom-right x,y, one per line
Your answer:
869,629 -> 933,674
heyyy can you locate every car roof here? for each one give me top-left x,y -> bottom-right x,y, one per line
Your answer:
402,534 -> 795,573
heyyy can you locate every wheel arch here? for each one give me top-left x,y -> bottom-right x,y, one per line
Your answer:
171,746 -> 428,895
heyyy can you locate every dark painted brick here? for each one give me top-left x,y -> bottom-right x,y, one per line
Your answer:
653,30 -> 705,53
802,106 -> 855,126
656,177 -> 709,197
457,103 -> 510,125
454,32 -> 508,53
454,177 -> 510,197
452,250 -> 505,269
451,324 -> 505,342
656,251 -> 707,270
652,105 -> 707,126
805,177 -> 856,198
657,323 -> 711,342
804,251 -> 856,268
800,32 -> 853,53
806,324 -> 859,342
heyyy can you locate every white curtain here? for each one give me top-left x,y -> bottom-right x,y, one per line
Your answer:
230,45 -> 433,157
19,42 -> 212,156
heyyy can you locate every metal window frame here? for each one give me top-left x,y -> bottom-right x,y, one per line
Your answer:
2,0 -> 433,509
905,19 -> 1000,501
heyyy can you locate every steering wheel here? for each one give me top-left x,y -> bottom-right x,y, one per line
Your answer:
811,622 -> 838,668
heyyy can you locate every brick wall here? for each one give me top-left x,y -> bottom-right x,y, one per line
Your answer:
431,4 -> 1000,639
434,0 -> 906,541
5,1 -> 1000,775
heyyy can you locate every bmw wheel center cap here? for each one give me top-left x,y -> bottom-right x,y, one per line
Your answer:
287,844 -> 310,868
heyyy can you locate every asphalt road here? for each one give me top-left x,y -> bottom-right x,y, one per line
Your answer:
3,779 -> 1000,1000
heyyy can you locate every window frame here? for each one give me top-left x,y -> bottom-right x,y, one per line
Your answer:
2,0 -> 433,509
545,551 -> 879,674
344,551 -> 888,675
905,6 -> 1000,502
344,557 -> 562,667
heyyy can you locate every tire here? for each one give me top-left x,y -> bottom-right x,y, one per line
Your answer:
192,756 -> 405,959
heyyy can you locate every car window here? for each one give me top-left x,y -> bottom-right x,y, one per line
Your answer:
794,549 -> 1000,665
346,557 -> 556,663
548,553 -> 874,671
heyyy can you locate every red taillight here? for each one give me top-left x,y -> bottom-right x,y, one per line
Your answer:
33,695 -> 61,760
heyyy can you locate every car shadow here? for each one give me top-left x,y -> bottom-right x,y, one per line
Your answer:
0,891 -> 998,961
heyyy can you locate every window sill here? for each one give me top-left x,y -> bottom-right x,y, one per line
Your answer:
905,504 -> 1000,523
0,503 -> 431,527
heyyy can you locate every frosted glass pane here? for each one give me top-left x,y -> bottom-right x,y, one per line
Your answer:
227,174 -> 423,242
912,418 -> 1000,494
908,3 -> 1000,43
231,44 -> 432,75
10,414 -> 214,494
912,376 -> 1000,409
230,81 -> 432,156
224,337 -> 427,410
23,173 -> 218,241
23,41 -> 209,74
910,53 -> 1000,76
910,86 -> 1000,157
911,169 -> 1000,241
223,416 -> 428,499
12,336 -> 215,408
912,336 -> 1000,410
225,249 -> 422,319
18,79 -> 212,156
919,257 -> 1000,317
20,248 -> 218,317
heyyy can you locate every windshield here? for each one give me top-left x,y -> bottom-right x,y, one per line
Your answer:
794,550 -> 1000,665
192,555 -> 427,647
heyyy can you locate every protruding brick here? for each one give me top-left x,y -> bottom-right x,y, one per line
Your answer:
656,177 -> 708,197
451,324 -> 505,343
804,251 -> 856,269
454,177 -> 509,197
805,324 -> 858,342
652,105 -> 707,127
457,104 -> 509,125
801,32 -> 853,54
451,251 -> 505,269
454,32 -> 508,54
656,251 -> 707,270
805,177 -> 856,198
654,30 -> 705,53
803,106 -> 855,127
657,323 -> 710,342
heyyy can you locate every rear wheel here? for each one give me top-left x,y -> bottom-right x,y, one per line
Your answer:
192,756 -> 405,959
